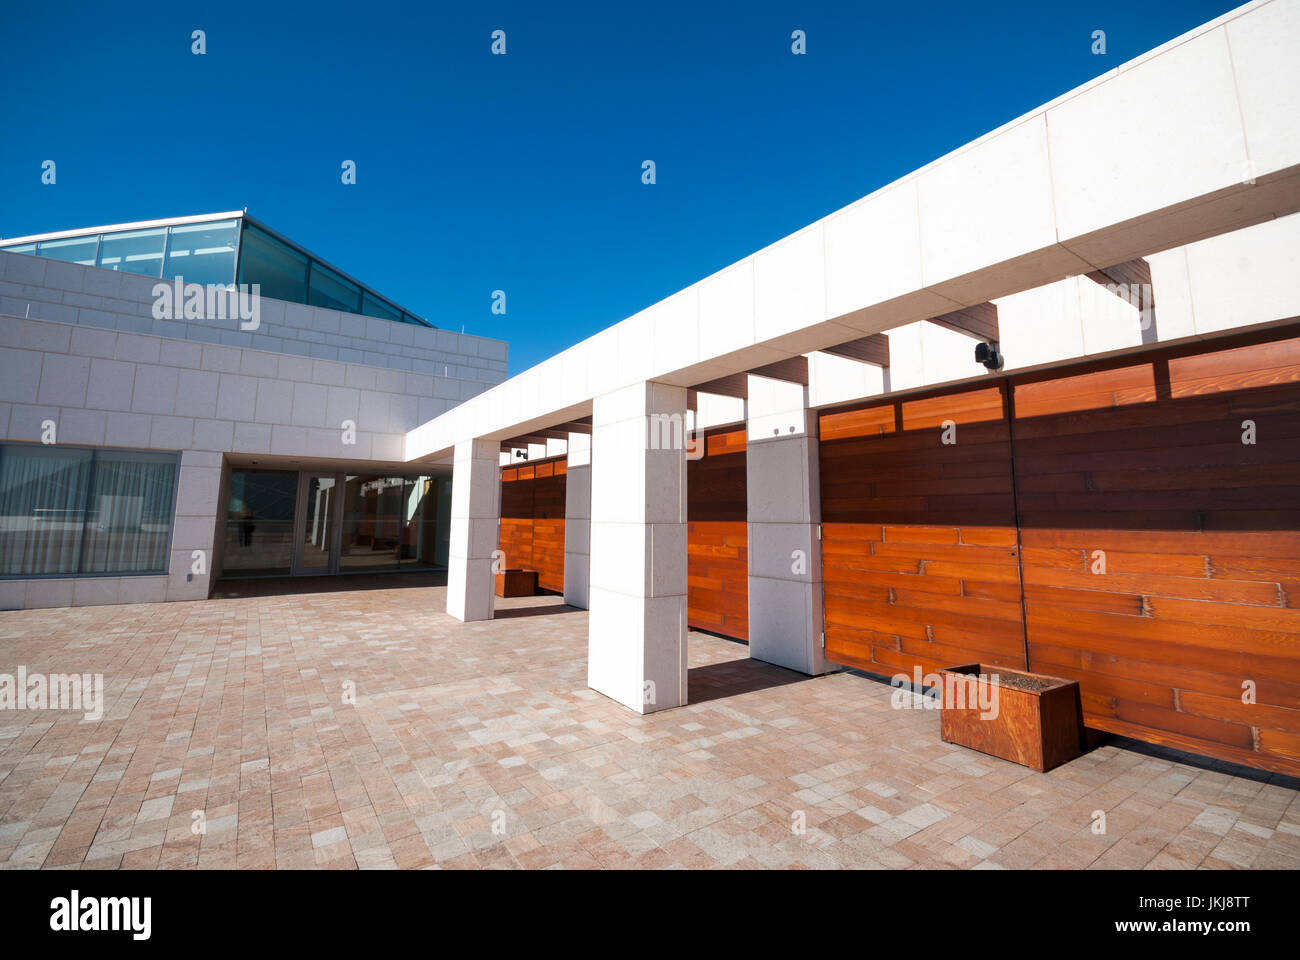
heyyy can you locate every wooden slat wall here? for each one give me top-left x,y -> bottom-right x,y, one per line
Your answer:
819,385 -> 1028,678
531,460 -> 566,593
687,427 -> 749,641
1013,335 -> 1300,776
817,326 -> 1300,777
499,457 -> 567,593
499,463 -> 535,579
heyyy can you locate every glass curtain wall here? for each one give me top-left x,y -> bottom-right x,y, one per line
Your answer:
10,222 -> 237,282
219,471 -> 447,578
37,236 -> 98,265
235,223 -> 308,302
162,220 -> 238,286
338,475 -> 442,572
307,262 -> 362,314
1,218 -> 433,326
236,222 -> 426,325
96,228 -> 165,276
300,476 -> 335,571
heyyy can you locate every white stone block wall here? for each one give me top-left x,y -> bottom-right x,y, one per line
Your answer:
1147,211 -> 1300,337
806,351 -> 887,410
0,311 -> 466,609
692,393 -> 745,431
0,250 -> 506,393
0,245 -> 509,609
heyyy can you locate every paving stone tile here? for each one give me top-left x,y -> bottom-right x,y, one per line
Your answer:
0,584 -> 1295,870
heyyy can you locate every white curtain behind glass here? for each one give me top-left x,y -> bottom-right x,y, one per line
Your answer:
81,453 -> 177,573
0,447 -> 93,575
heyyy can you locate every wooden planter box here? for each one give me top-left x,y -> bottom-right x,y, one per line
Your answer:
939,663 -> 1084,772
494,568 -> 537,598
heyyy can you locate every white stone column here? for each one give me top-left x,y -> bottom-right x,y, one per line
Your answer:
563,431 -> 592,609
446,438 -> 500,622
166,450 -> 223,601
587,381 -> 688,713
746,375 -> 833,675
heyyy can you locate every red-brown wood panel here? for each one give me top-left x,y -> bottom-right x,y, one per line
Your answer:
1014,333 -> 1300,776
818,326 -> 1300,776
532,460 -> 566,592
819,384 -> 1028,679
499,465 -> 535,574
499,456 -> 567,593
687,427 -> 748,641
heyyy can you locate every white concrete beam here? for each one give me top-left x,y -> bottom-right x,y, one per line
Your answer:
405,0 -> 1300,463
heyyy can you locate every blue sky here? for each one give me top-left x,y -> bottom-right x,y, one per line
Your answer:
1,0 -> 1239,374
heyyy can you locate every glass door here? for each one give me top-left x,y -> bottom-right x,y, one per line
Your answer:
339,474 -> 406,572
293,473 -> 341,575
223,469 -> 298,577
273,471 -> 449,577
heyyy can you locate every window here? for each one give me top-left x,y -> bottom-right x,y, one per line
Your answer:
0,445 -> 178,577
96,227 -> 166,277
308,262 -> 361,313
80,451 -> 178,573
163,220 -> 238,287
361,292 -> 402,323
37,236 -> 98,265
1,243 -> 36,255
236,224 -> 308,303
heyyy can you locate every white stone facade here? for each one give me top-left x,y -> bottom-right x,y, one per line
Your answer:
0,250 -> 507,610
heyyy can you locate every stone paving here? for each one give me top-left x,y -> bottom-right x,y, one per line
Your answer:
1,583 -> 1297,870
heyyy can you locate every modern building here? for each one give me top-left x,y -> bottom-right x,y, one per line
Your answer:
2,0 -> 1298,779
0,212 -> 508,603
0,212 -> 435,327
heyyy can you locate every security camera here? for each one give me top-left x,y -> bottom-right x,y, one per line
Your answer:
975,341 -> 1003,371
